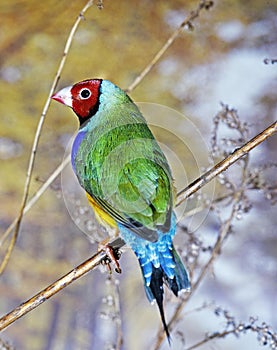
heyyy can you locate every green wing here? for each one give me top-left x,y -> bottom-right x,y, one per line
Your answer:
74,103 -> 174,242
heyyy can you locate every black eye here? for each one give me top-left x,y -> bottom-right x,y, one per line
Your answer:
80,88 -> 91,99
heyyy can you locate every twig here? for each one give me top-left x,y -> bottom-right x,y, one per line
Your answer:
110,274 -> 124,350
185,328 -> 238,350
0,1 -> 94,274
176,121 -> 277,206
0,155 -> 70,246
0,248 -> 107,331
0,120 -> 275,331
184,311 -> 277,350
125,0 -> 213,94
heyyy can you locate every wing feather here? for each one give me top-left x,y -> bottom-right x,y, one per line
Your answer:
73,103 -> 174,242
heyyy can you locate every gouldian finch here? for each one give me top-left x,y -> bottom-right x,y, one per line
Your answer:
52,79 -> 190,340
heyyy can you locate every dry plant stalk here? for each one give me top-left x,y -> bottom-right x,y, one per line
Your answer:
0,0 -> 94,274
177,121 -> 277,205
125,0 -> 214,93
0,120 -> 276,332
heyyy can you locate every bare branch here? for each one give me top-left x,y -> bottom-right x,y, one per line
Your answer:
0,1 -> 94,274
125,0 -> 213,93
186,327 -> 238,350
185,308 -> 277,350
176,121 -> 277,206
0,155 -> 70,247
0,246 -> 107,331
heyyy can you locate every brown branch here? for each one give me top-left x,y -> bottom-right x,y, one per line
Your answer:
0,248 -> 107,331
125,0 -> 213,94
0,1 -> 94,274
176,120 -> 277,206
0,120 -> 275,332
0,155 -> 71,247
185,328 -> 238,350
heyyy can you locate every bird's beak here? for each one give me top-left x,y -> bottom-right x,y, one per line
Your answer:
52,85 -> 73,108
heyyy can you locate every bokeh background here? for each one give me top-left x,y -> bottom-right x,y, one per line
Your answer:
0,1 -> 276,349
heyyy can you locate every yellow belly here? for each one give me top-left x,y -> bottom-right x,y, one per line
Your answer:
86,193 -> 118,231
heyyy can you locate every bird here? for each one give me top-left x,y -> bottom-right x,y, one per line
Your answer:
52,79 -> 190,341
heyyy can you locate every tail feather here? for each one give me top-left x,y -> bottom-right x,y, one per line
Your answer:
149,267 -> 171,343
118,216 -> 190,342
143,244 -> 190,343
171,246 -> 190,293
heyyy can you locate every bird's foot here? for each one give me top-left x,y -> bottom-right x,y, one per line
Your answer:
100,242 -> 122,274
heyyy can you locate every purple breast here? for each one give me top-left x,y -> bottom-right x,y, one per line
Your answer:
71,130 -> 86,173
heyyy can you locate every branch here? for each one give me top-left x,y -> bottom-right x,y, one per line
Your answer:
125,0 -> 214,93
0,155 -> 70,247
0,237 -> 124,331
185,328 -> 239,350
0,120 -> 275,332
176,121 -> 277,206
0,1 -> 94,274
0,248 -> 106,331
185,311 -> 277,350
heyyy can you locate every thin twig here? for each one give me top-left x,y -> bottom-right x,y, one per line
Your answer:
0,155 -> 70,246
176,121 -> 277,206
0,1 -> 94,274
0,248 -> 107,331
111,274 -> 124,350
125,0 -> 213,94
0,120 -> 275,331
185,328 -> 237,350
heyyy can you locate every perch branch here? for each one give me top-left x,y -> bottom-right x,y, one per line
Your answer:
0,120 -> 275,332
185,328 -> 241,350
0,248 -> 107,331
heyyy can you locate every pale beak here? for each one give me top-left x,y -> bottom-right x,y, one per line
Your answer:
52,85 -> 73,108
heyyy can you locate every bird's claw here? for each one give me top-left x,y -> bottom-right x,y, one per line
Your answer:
102,245 -> 122,274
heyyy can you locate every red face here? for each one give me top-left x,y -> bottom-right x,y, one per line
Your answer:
71,79 -> 102,118
52,79 -> 102,122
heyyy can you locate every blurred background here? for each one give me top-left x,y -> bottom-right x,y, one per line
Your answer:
0,1 -> 276,349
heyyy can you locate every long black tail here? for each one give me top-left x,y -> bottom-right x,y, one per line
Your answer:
146,246 -> 190,343
149,267 -> 171,342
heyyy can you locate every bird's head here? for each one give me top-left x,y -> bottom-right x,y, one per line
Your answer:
52,79 -> 102,125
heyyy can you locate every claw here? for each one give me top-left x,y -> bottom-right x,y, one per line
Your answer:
102,245 -> 122,274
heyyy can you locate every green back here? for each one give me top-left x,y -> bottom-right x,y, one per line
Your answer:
74,85 -> 174,241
